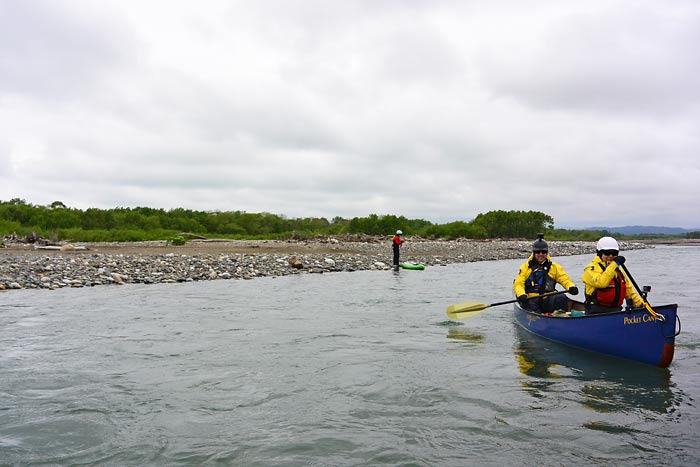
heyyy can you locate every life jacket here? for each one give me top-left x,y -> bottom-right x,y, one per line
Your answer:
392,235 -> 402,246
524,261 -> 556,294
587,263 -> 627,307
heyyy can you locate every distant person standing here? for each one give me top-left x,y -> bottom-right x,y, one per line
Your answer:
392,230 -> 403,269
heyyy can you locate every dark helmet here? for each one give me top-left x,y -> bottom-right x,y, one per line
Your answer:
532,233 -> 548,251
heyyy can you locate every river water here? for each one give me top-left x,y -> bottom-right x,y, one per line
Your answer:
1,245 -> 699,466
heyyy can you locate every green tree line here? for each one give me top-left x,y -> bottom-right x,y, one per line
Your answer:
1,198 -> 696,242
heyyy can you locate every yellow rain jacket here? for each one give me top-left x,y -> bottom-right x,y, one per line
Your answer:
513,254 -> 576,298
582,255 -> 643,307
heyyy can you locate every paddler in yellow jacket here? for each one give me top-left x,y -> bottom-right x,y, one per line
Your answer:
582,236 -> 643,314
513,233 -> 579,313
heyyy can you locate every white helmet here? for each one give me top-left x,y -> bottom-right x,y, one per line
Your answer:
596,236 -> 619,251
396,230 -> 403,235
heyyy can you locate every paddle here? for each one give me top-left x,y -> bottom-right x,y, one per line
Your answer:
618,262 -> 663,321
446,290 -> 569,320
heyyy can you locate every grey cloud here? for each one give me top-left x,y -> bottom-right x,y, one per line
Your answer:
0,0 -> 132,101
1,1 -> 699,229
479,4 -> 700,115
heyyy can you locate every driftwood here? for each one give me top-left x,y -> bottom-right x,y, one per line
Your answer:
33,244 -> 89,251
179,232 -> 207,240
3,231 -> 56,245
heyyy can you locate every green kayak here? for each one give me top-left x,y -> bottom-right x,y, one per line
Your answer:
400,262 -> 425,270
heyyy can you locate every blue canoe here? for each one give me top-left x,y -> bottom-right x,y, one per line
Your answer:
513,302 -> 680,367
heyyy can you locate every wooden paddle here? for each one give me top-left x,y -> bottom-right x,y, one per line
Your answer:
446,290 -> 569,320
618,262 -> 663,321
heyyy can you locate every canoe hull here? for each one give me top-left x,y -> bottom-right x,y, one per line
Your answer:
399,262 -> 425,270
513,303 -> 678,367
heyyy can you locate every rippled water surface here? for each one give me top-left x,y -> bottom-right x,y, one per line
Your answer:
2,246 -> 699,466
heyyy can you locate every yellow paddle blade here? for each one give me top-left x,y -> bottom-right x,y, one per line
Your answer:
446,302 -> 489,319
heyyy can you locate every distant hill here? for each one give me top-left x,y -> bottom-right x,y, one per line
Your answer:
584,226 -> 700,235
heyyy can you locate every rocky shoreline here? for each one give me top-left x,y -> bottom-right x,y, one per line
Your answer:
0,237 -> 651,292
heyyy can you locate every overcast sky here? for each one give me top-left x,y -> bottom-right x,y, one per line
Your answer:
1,0 -> 699,229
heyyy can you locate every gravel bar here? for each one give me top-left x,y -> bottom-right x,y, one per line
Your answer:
0,238 -> 650,292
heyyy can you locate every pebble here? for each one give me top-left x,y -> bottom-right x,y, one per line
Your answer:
0,239 -> 649,292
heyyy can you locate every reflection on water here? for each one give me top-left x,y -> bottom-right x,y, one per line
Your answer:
582,421 -> 645,434
512,324 -> 677,415
445,326 -> 485,344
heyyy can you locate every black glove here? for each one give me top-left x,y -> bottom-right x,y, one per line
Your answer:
613,255 -> 626,266
517,294 -> 528,306
568,286 -> 579,295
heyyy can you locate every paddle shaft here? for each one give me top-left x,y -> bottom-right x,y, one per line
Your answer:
618,262 -> 644,297
619,262 -> 662,320
446,289 -> 571,319
491,289 -> 568,308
